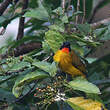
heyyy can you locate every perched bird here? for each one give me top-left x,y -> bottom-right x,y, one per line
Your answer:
53,42 -> 86,78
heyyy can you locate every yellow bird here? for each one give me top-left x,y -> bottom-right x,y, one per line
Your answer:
53,42 -> 86,78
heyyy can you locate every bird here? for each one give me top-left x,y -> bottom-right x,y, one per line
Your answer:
53,42 -> 86,78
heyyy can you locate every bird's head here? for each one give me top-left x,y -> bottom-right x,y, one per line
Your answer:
60,42 -> 71,53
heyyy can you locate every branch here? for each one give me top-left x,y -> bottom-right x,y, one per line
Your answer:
91,17 -> 110,29
14,42 -> 42,57
0,0 -> 12,16
0,42 -> 42,59
17,0 -> 28,40
88,0 -> 106,23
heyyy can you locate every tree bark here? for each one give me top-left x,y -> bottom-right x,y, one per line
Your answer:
0,0 -> 12,16
17,0 -> 28,40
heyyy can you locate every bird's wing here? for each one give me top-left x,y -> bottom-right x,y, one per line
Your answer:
70,50 -> 86,73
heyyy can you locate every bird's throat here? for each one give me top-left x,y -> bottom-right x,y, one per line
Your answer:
61,48 -> 69,53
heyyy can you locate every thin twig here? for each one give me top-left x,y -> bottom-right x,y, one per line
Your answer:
82,0 -> 86,24
76,0 -> 80,24
61,0 -> 65,14
43,53 -> 53,61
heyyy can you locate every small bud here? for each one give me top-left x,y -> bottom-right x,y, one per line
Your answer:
58,76 -> 61,79
38,89 -> 41,92
19,56 -> 23,61
34,93 -> 37,97
36,88 -> 39,90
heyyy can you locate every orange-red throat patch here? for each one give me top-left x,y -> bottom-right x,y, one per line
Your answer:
61,48 -> 69,53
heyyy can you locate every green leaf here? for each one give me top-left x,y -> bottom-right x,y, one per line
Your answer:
66,97 -> 106,110
0,88 -> 16,102
23,56 -> 34,63
33,61 -> 51,72
77,24 -> 91,35
71,44 -> 84,56
8,104 -> 30,110
24,0 -> 49,21
0,16 -> 7,24
94,25 -> 110,41
42,41 -> 51,52
68,77 -> 101,94
52,7 -> 63,15
100,29 -> 110,41
86,58 -> 97,63
33,61 -> 57,77
66,100 -> 84,110
86,93 -> 103,103
12,70 -> 49,97
49,25 -> 64,32
61,15 -> 68,23
12,85 -> 24,98
45,30 -> 65,52
94,27 -> 107,38
10,61 -> 31,71
69,34 -> 100,47
87,53 -> 110,80
49,62 -> 57,77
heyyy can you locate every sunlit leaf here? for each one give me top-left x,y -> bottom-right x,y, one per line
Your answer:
33,61 -> 57,77
45,30 -> 65,52
66,97 -> 106,110
12,70 -> 49,97
68,77 -> 101,94
77,24 -> 91,35
61,15 -> 68,23
10,61 -> 31,71
52,7 -> 63,15
24,0 -> 49,21
49,62 -> 57,77
49,25 -> 64,32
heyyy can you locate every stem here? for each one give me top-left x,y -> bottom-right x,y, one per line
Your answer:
76,0 -> 80,24
61,0 -> 65,14
82,0 -> 86,24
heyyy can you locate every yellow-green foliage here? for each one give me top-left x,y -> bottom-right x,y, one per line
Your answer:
45,30 -> 65,52
67,97 -> 107,110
